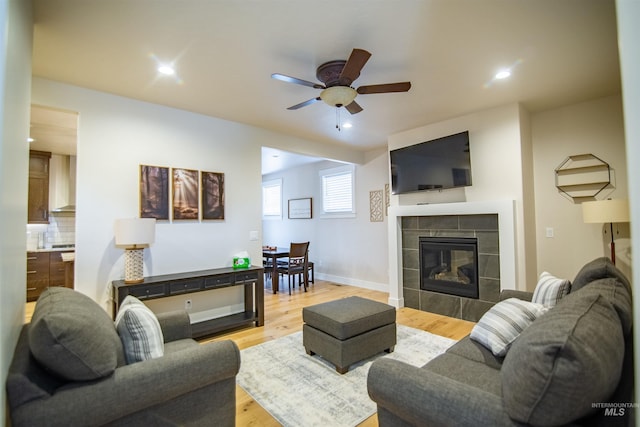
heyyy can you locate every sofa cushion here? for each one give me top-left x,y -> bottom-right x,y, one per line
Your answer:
531,271 -> 571,307
445,336 -> 505,370
572,257 -> 632,334
423,352 -> 503,397
572,257 -> 631,293
115,295 -> 165,364
470,298 -> 548,357
29,287 -> 123,381
502,286 -> 625,426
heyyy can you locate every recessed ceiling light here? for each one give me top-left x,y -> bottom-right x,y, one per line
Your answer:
495,70 -> 511,80
158,65 -> 175,76
343,122 -> 353,129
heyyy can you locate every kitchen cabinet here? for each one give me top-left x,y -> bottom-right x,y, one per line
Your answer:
28,150 -> 51,224
26,252 -> 49,302
26,250 -> 74,301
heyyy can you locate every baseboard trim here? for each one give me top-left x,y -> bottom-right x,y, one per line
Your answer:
315,273 -> 389,293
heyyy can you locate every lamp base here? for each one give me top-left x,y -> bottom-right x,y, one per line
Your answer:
124,247 -> 145,284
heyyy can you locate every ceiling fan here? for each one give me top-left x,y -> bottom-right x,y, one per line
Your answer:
271,48 -> 411,116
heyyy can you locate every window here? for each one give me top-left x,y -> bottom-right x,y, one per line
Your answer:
319,165 -> 355,217
262,178 -> 282,219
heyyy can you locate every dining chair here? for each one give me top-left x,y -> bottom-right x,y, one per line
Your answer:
276,242 -> 309,295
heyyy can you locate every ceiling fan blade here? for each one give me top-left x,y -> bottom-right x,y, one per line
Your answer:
287,97 -> 322,110
339,48 -> 372,86
345,101 -> 363,115
271,73 -> 325,89
356,82 -> 412,95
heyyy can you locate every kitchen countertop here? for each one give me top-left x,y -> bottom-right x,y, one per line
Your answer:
28,247 -> 75,253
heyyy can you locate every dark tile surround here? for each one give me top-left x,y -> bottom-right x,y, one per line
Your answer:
401,214 -> 500,322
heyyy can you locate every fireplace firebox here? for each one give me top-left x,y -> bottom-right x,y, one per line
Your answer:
419,237 -> 479,299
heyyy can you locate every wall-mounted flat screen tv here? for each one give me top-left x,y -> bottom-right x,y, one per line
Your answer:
390,131 -> 471,195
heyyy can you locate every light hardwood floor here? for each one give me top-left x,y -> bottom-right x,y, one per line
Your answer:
25,280 -> 475,426
202,280 -> 475,427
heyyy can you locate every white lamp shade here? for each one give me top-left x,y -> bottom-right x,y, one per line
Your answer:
114,218 -> 156,246
582,199 -> 630,224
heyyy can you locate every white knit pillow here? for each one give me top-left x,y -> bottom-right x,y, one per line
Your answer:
115,295 -> 164,364
470,298 -> 548,357
532,271 -> 571,307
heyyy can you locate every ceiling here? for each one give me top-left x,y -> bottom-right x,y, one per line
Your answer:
29,105 -> 78,156
31,0 -> 620,172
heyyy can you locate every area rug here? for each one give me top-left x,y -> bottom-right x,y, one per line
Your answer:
236,325 -> 455,427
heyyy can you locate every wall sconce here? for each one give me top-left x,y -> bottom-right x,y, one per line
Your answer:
582,199 -> 630,265
114,218 -> 156,283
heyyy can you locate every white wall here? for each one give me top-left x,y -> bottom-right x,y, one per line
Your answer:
31,77 -> 363,316
262,149 -> 390,291
388,103 -> 535,289
615,0 -> 639,411
531,95 -> 628,280
0,0 -> 32,423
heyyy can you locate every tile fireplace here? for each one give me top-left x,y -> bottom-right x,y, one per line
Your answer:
387,200 -> 517,322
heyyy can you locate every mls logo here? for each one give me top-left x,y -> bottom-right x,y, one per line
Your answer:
605,407 -> 625,417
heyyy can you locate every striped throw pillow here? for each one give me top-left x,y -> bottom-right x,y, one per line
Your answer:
470,298 -> 548,357
115,295 -> 164,364
532,271 -> 571,307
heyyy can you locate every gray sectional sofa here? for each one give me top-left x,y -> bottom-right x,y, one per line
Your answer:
368,257 -> 633,426
7,287 -> 240,426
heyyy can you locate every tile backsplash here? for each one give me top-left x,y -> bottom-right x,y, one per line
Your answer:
26,212 -> 76,250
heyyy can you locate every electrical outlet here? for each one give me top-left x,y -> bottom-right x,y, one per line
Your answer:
185,299 -> 192,310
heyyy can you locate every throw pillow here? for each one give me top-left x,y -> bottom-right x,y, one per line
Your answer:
29,287 -> 123,381
502,287 -> 625,426
531,271 -> 571,307
470,298 -> 548,357
115,295 -> 164,364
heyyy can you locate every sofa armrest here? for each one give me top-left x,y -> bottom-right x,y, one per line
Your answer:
156,310 -> 192,342
11,339 -> 240,427
499,289 -> 533,302
368,358 -> 516,427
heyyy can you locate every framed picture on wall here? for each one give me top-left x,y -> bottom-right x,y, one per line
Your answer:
201,171 -> 225,220
140,165 -> 169,220
172,168 -> 199,220
288,197 -> 312,219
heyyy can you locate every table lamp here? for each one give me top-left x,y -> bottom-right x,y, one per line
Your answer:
115,218 -> 156,283
582,198 -> 629,265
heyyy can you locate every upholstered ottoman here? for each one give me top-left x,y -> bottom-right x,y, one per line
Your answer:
302,296 -> 396,374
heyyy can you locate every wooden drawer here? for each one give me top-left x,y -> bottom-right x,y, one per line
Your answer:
127,283 -> 166,300
204,274 -> 233,289
27,252 -> 49,302
49,251 -> 73,287
168,278 -> 203,295
235,271 -> 259,283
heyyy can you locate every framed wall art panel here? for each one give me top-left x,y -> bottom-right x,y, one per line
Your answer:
172,168 -> 199,220
140,165 -> 169,220
288,197 -> 312,219
201,171 -> 225,220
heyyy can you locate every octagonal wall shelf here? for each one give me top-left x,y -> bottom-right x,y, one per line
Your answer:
555,154 -> 611,202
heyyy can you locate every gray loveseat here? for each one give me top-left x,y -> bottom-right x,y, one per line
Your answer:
7,287 -> 240,426
368,257 -> 633,426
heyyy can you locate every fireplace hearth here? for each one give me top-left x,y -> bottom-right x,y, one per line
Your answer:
420,237 -> 479,299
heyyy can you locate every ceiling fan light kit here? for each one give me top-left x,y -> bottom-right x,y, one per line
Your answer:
320,86 -> 357,107
272,48 -> 411,128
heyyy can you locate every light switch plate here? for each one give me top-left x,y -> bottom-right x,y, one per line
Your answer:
249,230 -> 259,241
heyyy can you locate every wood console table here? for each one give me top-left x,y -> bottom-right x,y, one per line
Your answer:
112,265 -> 264,339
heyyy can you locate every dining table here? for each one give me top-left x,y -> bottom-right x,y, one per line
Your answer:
262,247 -> 289,293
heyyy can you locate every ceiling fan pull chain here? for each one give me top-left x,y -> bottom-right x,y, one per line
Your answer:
336,107 -> 341,131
